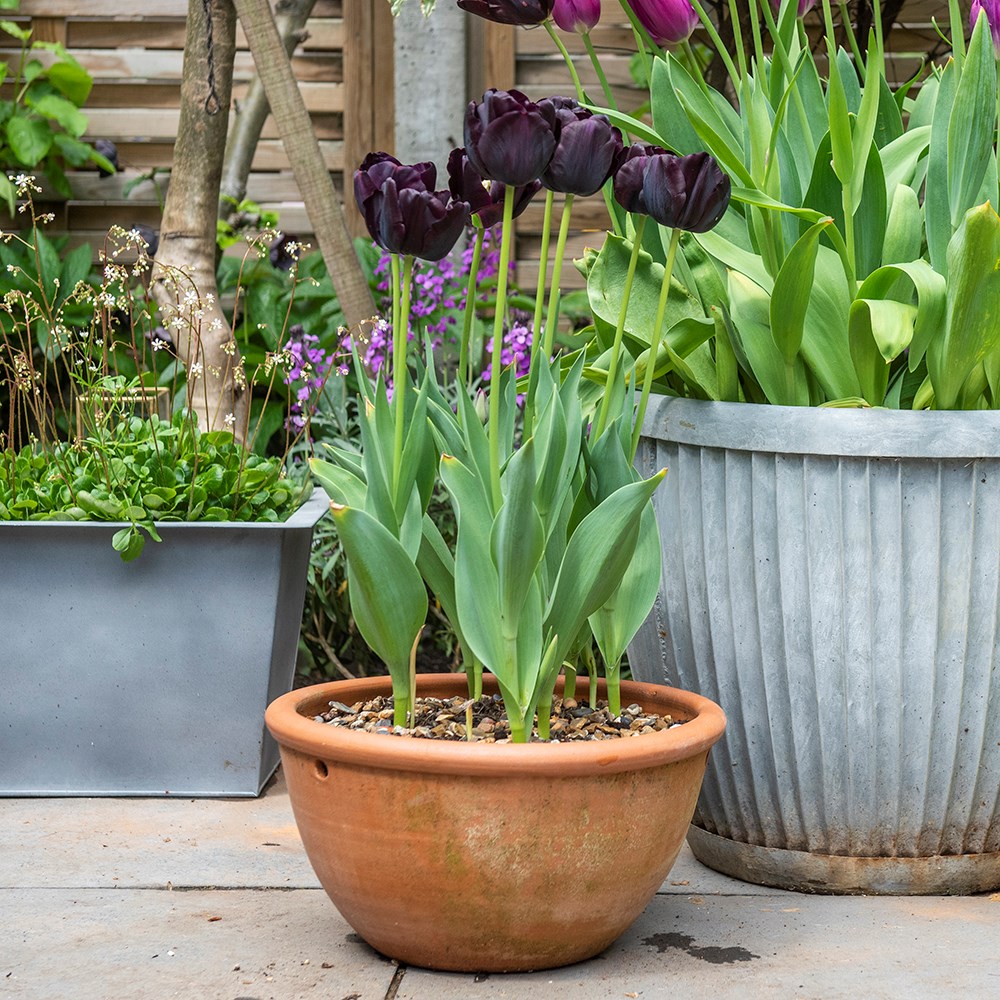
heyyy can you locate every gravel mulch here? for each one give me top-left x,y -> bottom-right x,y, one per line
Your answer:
312,692 -> 686,742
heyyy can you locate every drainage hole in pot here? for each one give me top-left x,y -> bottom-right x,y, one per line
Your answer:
314,760 -> 329,779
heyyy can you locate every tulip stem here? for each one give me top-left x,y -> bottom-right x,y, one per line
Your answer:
542,193 -> 574,359
726,0 -> 747,81
389,254 -> 401,381
545,19 -> 587,101
525,189 -> 554,430
615,0 -> 655,88
631,227 -> 680,461
760,0 -> 815,161
583,31 -> 616,109
595,214 -> 646,439
689,0 -> 740,89
746,0 -> 765,73
458,221 -> 485,394
488,185 -> 516,511
392,254 -> 413,498
682,39 -> 709,94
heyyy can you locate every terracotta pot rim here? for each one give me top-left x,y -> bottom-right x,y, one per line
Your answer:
266,673 -> 726,777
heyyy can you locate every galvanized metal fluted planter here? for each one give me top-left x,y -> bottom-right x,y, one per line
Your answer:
630,397 -> 1000,894
0,489 -> 327,797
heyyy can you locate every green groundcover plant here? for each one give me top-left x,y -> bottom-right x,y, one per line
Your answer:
537,0 -> 1000,410
0,178 -> 322,560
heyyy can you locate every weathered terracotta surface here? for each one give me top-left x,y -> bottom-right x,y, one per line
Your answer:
265,674 -> 726,972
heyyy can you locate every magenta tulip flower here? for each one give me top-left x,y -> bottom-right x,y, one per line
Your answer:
625,0 -> 698,47
971,0 -> 1000,57
552,0 -> 601,33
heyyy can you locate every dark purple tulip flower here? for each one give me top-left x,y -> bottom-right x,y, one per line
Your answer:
457,0 -> 554,25
447,147 -> 541,228
354,152 -> 469,261
93,138 -> 118,177
269,232 -> 300,271
615,145 -> 730,233
612,142 -> 669,214
552,0 -> 601,33
625,0 -> 698,47
464,89 -> 559,188
354,152 -> 437,238
541,98 -> 623,196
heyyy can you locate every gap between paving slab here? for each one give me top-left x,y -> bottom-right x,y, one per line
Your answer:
4,770 -> 999,1000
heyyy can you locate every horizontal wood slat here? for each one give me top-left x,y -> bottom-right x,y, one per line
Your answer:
7,0 -> 351,256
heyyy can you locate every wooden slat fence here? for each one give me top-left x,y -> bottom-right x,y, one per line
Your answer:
1,0 -> 394,250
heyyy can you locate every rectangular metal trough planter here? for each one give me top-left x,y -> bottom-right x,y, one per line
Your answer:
0,489 -> 328,797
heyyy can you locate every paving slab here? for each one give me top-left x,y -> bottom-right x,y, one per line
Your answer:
4,772 -> 999,1000
0,774 -> 319,890
397,891 -> 1000,999
3,886 -> 394,1000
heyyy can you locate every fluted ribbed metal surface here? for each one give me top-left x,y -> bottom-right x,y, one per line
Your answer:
630,398 -> 1000,859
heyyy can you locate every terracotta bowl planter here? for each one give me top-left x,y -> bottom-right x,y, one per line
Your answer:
265,672 -> 726,973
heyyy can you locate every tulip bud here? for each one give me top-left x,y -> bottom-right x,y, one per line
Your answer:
447,147 -> 542,228
464,89 -> 560,188
457,0 -> 554,26
552,0 -> 601,33
971,0 -> 1000,58
624,0 -> 698,47
540,98 -> 624,196
354,152 -> 470,262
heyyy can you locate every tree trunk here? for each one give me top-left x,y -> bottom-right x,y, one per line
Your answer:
151,0 -> 249,439
219,0 -> 319,217
233,0 -> 375,330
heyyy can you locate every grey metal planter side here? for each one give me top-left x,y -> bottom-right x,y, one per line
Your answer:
630,397 -> 1000,894
0,489 -> 328,797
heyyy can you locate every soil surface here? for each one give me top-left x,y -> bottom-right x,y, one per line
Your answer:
311,692 -> 685,742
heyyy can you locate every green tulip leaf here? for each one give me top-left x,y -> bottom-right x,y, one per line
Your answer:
545,471 -> 665,671
770,218 -> 830,364
493,437 -> 545,639
332,504 -> 427,686
948,14 -> 997,232
929,203 -> 1000,409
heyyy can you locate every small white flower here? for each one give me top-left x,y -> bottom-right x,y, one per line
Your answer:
224,412 -> 236,427
189,362 -> 203,378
